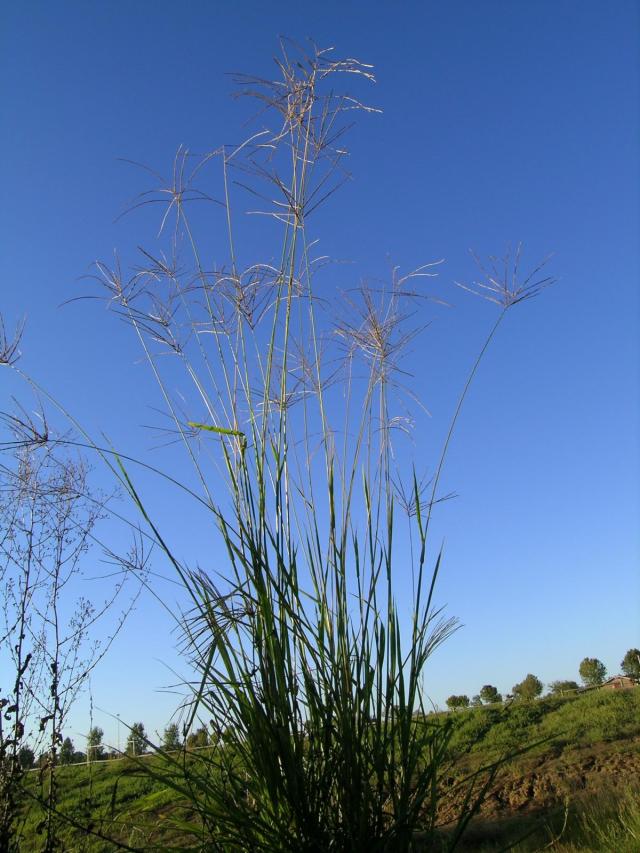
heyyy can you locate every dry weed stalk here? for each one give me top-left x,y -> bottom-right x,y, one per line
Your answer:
0,416 -> 146,850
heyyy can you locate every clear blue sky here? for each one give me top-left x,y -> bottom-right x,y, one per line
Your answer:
1,1 -> 638,749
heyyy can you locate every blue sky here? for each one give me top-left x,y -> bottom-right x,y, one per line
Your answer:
1,1 -> 638,749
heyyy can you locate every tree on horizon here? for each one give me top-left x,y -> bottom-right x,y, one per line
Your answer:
126,722 -> 148,756
163,723 -> 182,751
620,649 -> 640,681
512,674 -> 543,701
479,684 -> 502,704
446,695 -> 470,711
87,727 -> 104,762
549,680 -> 580,695
579,657 -> 607,687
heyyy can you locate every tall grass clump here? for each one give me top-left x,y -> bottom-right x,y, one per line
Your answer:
77,42 -> 554,850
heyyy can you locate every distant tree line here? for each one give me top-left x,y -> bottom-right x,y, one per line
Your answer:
24,649 -> 640,758
445,648 -> 639,711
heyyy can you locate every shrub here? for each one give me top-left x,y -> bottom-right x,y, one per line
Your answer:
447,695 -> 471,711
549,679 -> 580,696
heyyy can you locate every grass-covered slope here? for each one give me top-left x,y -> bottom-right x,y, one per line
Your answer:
441,687 -> 640,850
446,685 -> 640,760
16,687 -> 640,851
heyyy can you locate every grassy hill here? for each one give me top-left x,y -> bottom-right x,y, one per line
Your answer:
446,684 -> 640,760
15,687 -> 640,851
438,687 -> 640,849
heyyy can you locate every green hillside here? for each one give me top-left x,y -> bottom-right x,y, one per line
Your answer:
446,685 -> 640,760
15,687 -> 640,851
440,687 -> 640,850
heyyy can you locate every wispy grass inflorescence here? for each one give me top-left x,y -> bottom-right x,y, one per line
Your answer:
455,243 -> 556,308
335,262 -> 444,385
0,316 -> 24,366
